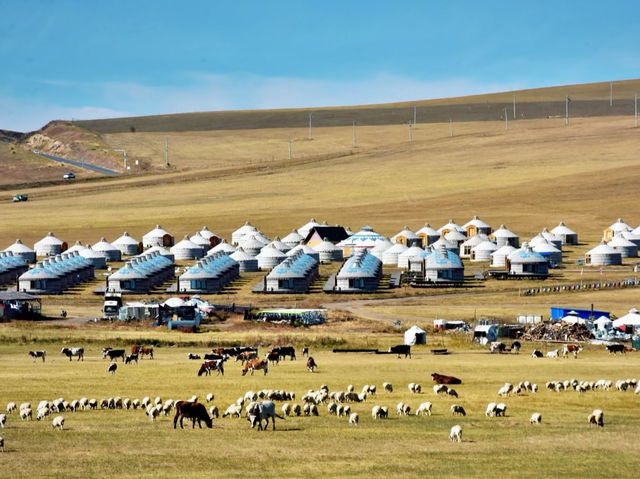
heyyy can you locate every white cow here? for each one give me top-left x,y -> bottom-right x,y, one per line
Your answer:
450,425 -> 463,442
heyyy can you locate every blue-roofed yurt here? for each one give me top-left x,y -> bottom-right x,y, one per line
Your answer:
4,239 -> 36,263
264,252 -> 319,293
177,253 -> 239,293
507,243 -> 549,276
530,239 -> 562,264
424,245 -> 464,283
0,252 -> 29,287
335,249 -> 382,292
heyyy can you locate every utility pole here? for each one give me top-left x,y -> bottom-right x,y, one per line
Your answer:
413,105 -> 417,125
504,108 -> 508,130
165,137 -> 169,167
565,95 -> 569,125
449,119 -> 453,137
513,94 -> 516,119
308,112 -> 313,140
408,122 -> 412,142
352,120 -> 356,148
288,136 -> 292,160
635,94 -> 638,128
610,82 -> 613,107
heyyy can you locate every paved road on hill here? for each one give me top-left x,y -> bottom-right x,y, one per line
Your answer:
34,151 -> 119,176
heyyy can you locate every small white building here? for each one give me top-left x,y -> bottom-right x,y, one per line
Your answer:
404,325 -> 426,345
470,240 -> 498,262
491,224 -> 519,248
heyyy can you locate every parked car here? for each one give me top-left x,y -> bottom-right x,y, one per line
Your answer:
63,172 -> 75,179
13,193 -> 28,202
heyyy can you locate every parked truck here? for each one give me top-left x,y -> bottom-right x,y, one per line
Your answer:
103,292 -> 123,321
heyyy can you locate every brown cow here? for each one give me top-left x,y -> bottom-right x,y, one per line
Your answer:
236,351 -> 258,364
173,401 -> 212,429
242,359 -> 268,376
139,347 -> 154,359
562,344 -> 582,359
131,344 -> 141,355
306,357 -> 317,372
431,373 -> 462,385
198,360 -> 224,376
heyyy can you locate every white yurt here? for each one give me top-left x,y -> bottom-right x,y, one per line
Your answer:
170,236 -> 204,261
78,246 -> 108,269
370,237 -> 394,260
240,234 -> 267,257
286,243 -> 320,262
490,244 -> 517,268
594,315 -> 613,331
550,221 -> 578,245
4,239 -> 36,263
230,247 -> 259,272
470,240 -> 498,262
463,215 -> 492,237
604,218 -> 632,241
142,225 -> 174,248
585,240 -> 622,266
281,229 -> 304,248
382,242 -> 408,266
612,308 -> 640,331
297,218 -> 322,240
112,232 -> 141,256
609,233 -> 638,258
252,231 -> 271,246
404,325 -> 426,345
337,225 -> 386,256
232,221 -> 259,245
391,226 -> 421,246
560,311 -> 587,325
507,243 -> 548,276
416,223 -> 440,247
397,245 -> 425,268
190,232 -> 211,253
460,233 -> 489,258
207,239 -> 236,256
312,238 -> 344,263
267,236 -> 291,253
65,240 -> 86,254
34,232 -> 65,257
491,224 -> 519,248
198,226 -> 220,243
437,219 -> 465,237
539,228 -> 563,250
256,244 -> 288,270
430,238 -> 459,255
531,239 -> 563,264
92,237 -> 122,262
621,230 -> 640,247
444,229 -> 467,246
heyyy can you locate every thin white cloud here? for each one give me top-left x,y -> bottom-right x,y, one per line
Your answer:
1,73 -> 522,131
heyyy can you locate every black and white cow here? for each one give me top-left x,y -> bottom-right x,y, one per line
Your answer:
28,351 -> 46,363
102,348 -> 126,361
61,347 -> 84,361
388,345 -> 411,358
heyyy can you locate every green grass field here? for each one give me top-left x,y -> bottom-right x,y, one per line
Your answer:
1,328 -> 639,479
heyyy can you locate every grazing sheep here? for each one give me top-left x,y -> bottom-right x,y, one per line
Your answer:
546,349 -> 559,358
141,397 -> 150,409
52,415 -> 64,430
67,400 -> 78,412
0,414 -> 5,428
310,404 -> 319,416
223,404 -> 242,418
589,409 -> 604,427
131,399 -> 140,410
209,406 -> 219,418
485,402 -> 497,417
402,404 -> 411,415
416,401 -> 432,416
281,403 -> 291,417
206,393 -> 214,403
497,383 -> 514,397
19,402 -> 31,412
108,362 -> 117,375
531,383 -> 539,393
383,382 -> 393,393
20,408 -> 32,421
449,424 -> 463,442
343,405 -> 351,417
372,405 -> 381,419
154,396 -> 162,406
123,398 -> 131,410
88,399 -> 98,410
495,403 -> 507,417
450,404 -> 466,416
100,399 -> 108,409
36,406 -> 50,421
530,412 -> 542,424
79,398 -> 88,410
292,404 -> 302,416
408,383 -> 422,394
0,435 -> 3,452
6,402 -> 16,414
531,349 -> 543,358
433,384 -> 448,395
379,406 -> 388,418
447,388 -> 459,398
146,404 -> 160,422
396,402 -> 406,416
349,412 -> 359,426
336,405 -> 344,417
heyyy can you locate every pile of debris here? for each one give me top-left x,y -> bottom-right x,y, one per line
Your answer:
521,322 -> 594,342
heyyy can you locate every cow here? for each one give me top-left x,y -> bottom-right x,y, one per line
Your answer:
510,341 -> 521,354
490,342 -> 507,354
198,360 -> 225,376
302,347 -> 309,357
606,343 -> 625,354
431,373 -> 462,385
60,347 -> 84,361
204,353 -> 226,361
236,351 -> 258,364
131,344 -> 141,355
247,400 -> 283,431
125,354 -> 138,365
108,362 -> 117,375
562,343 -> 582,359
546,349 -> 559,358
306,357 -> 317,372
102,348 -> 126,361
28,351 -> 46,363
531,349 -> 543,358
388,344 -> 411,358
173,401 -> 212,429
271,346 -> 296,361
265,351 -> 280,365
242,359 -> 268,376
187,353 -> 201,360
139,347 -> 154,359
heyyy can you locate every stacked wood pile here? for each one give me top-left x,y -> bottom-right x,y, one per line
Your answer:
521,322 -> 593,342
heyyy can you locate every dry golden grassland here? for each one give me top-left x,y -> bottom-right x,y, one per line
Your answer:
1,328 -> 639,479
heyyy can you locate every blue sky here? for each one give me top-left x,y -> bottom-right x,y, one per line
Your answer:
1,1 -> 639,131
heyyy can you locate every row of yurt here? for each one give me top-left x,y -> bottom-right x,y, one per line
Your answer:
264,252 -> 319,293
171,236 -> 204,261
0,252 -> 29,286
177,253 -> 239,293
34,232 -> 67,257
4,239 -> 36,263
313,238 -> 344,263
18,252 -> 94,294
107,252 -> 174,293
230,248 -> 259,272
143,225 -> 174,248
585,241 -> 622,266
335,249 -> 382,292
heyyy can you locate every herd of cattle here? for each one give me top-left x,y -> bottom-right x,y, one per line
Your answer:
4,341 -> 635,453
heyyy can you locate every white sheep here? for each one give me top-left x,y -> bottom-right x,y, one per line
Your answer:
396,402 -> 406,416
0,414 -> 5,428
68,400 -> 79,412
5,402 -> 16,414
343,405 -> 351,417
141,397 -> 150,409
327,402 -> 338,415
36,406 -> 50,421
79,398 -> 88,409
131,399 -> 140,410
0,435 -> 3,452
88,399 -> 98,410
154,396 -> 162,406
209,405 -> 219,418
497,383 -> 514,397
495,403 -> 507,417
349,412 -> 359,426
408,383 -> 422,394
433,384 -> 448,395
449,424 -> 463,442
347,385 -> 354,393
546,349 -> 559,358
292,404 -> 302,416
206,393 -> 215,403
416,401 -> 432,416
589,409 -> 604,427
336,405 -> 344,417
281,403 -> 291,417
20,408 -> 32,421
383,382 -> 393,393
379,406 -> 388,418
52,415 -> 64,430
372,405 -> 381,419
123,398 -> 131,410
530,412 -> 542,424
450,404 -> 466,416
223,404 -> 242,418
485,402 -> 497,417
19,402 -> 31,412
